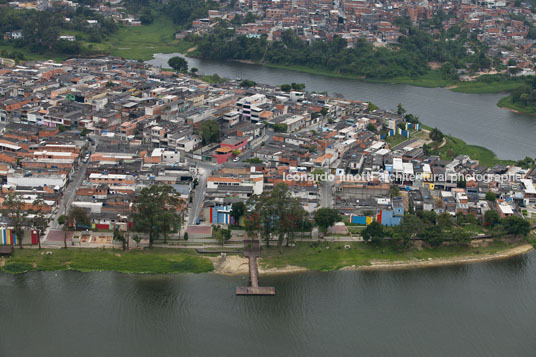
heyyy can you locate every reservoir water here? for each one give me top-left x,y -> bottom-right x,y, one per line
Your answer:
147,53 -> 536,160
1,251 -> 536,357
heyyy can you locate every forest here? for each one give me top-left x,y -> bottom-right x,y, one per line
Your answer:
0,7 -> 117,58
193,19 -> 493,81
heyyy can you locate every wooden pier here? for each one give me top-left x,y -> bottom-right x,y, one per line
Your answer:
236,240 -> 275,296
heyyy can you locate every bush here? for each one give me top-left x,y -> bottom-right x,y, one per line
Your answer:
183,232 -> 189,241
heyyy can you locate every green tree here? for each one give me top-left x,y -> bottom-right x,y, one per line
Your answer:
484,210 -> 500,228
67,206 -> 90,229
311,168 -> 327,182
2,192 -> 28,249
31,199 -> 50,250
113,227 -> 126,251
430,128 -> 444,142
314,208 -> 340,233
239,79 -> 256,88
280,84 -> 292,92
168,56 -> 188,72
200,120 -> 220,144
485,191 -> 496,201
362,221 -> 384,244
390,184 -> 400,197
501,215 -> 530,237
230,202 -> 245,225
397,103 -> 406,116
417,210 -> 437,225
437,212 -> 453,229
452,227 -> 471,246
213,226 -> 231,247
133,185 -> 182,248
291,83 -> 305,91
394,214 -> 423,247
367,102 -> 379,112
420,225 -> 444,247
245,183 -> 308,251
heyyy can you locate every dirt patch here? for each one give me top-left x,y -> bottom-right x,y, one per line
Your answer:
211,255 -> 307,275
212,255 -> 249,275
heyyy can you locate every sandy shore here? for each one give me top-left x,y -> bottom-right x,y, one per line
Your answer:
346,244 -> 534,271
211,255 -> 307,275
212,244 -> 534,275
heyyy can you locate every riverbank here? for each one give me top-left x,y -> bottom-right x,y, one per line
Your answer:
261,62 -> 528,95
253,241 -> 532,274
497,95 -> 536,115
0,248 -> 214,274
1,241 -> 531,275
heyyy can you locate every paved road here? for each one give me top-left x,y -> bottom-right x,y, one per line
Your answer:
187,160 -> 218,225
49,159 -> 88,230
319,180 -> 334,208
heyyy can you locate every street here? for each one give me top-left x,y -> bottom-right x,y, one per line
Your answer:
319,180 -> 334,208
187,160 -> 217,225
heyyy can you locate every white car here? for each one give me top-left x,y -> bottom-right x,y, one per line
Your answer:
233,157 -> 240,162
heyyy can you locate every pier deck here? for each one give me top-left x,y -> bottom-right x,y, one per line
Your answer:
236,240 -> 275,296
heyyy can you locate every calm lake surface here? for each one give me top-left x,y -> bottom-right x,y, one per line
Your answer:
1,252 -> 536,357
147,53 -> 536,160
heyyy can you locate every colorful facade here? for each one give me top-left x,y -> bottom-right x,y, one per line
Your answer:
1,229 -> 17,245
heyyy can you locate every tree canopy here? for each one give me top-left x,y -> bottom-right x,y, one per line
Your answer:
245,183 -> 308,251
168,56 -> 188,72
133,185 -> 182,247
314,208 -> 340,233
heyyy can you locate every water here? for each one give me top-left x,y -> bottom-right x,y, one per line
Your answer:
1,252 -> 536,356
147,53 -> 536,160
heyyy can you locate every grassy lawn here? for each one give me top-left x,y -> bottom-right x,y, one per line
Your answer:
370,71 -> 453,88
385,134 -> 409,147
263,63 -> 453,88
347,226 -> 365,234
0,43 -> 66,62
1,17 -> 192,62
259,241 -> 517,271
82,17 -> 192,60
412,129 -> 429,140
497,95 -> 536,115
452,80 -> 525,94
0,248 -> 214,274
435,135 -> 512,167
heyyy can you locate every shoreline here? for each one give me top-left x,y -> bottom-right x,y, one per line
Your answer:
1,244 -> 533,275
213,244 -> 534,275
497,95 -> 536,116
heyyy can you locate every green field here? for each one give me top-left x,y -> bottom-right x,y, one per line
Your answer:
263,63 -> 454,88
451,79 -> 525,94
497,95 -> 536,115
259,241 -> 518,271
385,134 -> 410,147
1,16 -> 192,62
435,135 -> 512,167
82,16 -> 192,61
0,43 -> 66,62
0,248 -> 214,274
